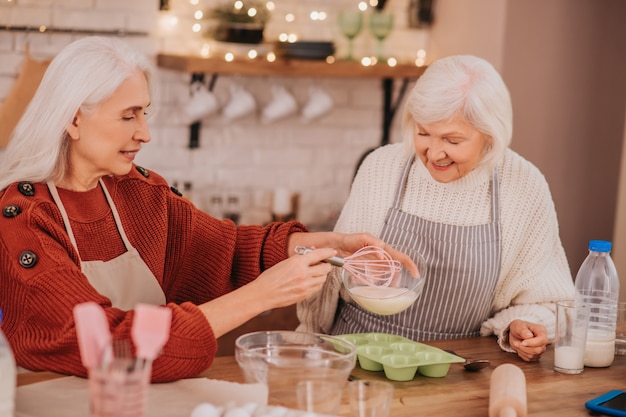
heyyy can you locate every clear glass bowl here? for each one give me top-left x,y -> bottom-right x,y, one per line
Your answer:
235,331 -> 356,408
342,243 -> 427,315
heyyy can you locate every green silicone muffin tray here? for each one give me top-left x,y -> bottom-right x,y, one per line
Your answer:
336,332 -> 465,381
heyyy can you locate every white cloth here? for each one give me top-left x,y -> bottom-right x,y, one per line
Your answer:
297,143 -> 576,350
16,376 -> 268,417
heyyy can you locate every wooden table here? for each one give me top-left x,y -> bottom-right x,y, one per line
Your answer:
18,336 -> 626,417
201,336 -> 626,417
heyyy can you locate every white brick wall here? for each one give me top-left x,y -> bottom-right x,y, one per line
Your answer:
5,6 -> 52,27
0,0 -> 425,230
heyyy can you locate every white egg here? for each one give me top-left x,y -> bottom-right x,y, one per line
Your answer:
190,403 -> 222,417
259,406 -> 289,417
224,407 -> 252,417
240,403 -> 258,414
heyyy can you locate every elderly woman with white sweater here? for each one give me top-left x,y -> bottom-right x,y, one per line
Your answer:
297,55 -> 575,362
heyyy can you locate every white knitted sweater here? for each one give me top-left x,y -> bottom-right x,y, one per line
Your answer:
297,143 -> 576,351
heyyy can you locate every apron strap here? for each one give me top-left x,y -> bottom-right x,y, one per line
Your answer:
490,169 -> 500,224
98,179 -> 133,250
47,180 -> 133,259
47,181 -> 81,256
391,152 -> 416,210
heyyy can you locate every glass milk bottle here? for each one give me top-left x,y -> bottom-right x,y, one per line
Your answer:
0,308 -> 16,417
574,240 -> 620,367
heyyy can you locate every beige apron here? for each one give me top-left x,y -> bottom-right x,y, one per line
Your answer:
47,180 -> 166,310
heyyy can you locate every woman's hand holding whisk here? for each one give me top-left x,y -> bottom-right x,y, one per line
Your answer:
288,231 -> 419,279
249,247 -> 337,308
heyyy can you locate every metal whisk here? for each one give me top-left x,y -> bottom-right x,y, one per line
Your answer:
295,245 -> 401,287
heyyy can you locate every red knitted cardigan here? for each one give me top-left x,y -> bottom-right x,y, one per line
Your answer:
0,165 -> 306,382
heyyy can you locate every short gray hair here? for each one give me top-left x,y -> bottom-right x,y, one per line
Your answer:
401,55 -> 513,172
0,36 -> 156,191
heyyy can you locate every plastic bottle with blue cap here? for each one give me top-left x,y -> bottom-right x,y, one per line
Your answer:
574,239 -> 620,367
0,308 -> 16,417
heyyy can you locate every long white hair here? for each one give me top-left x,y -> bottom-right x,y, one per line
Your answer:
401,55 -> 513,172
0,36 -> 156,191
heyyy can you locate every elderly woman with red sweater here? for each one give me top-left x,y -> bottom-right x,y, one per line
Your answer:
0,37 -> 392,382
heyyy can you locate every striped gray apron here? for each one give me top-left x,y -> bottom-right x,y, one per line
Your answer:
331,154 -> 501,340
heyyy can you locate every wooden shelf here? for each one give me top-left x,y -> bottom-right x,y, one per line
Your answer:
157,53 -> 427,79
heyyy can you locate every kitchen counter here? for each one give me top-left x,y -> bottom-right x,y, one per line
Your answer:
19,336 -> 626,416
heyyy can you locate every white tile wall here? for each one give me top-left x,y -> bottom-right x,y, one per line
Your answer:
0,0 -> 427,230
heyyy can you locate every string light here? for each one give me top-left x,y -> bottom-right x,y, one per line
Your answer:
415,49 -> 427,66
158,13 -> 178,33
168,0 -> 430,66
200,44 -> 211,57
310,11 -> 327,21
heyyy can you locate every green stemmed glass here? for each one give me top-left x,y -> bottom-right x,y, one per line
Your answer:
369,11 -> 394,61
338,10 -> 364,61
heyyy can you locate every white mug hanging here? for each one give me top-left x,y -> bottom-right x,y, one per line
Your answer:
301,86 -> 334,123
261,85 -> 298,124
222,83 -> 257,120
182,81 -> 220,124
